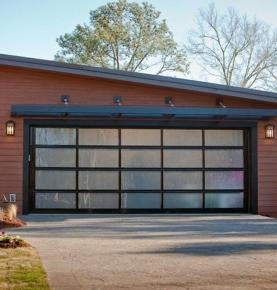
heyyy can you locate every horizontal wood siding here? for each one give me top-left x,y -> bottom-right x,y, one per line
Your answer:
258,119 -> 277,217
0,66 -> 277,216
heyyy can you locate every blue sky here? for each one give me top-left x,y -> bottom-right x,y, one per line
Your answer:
0,0 -> 276,79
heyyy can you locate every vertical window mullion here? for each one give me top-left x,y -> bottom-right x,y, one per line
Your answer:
119,128 -> 122,210
202,129 -> 205,209
76,128 -> 79,210
161,129 -> 164,210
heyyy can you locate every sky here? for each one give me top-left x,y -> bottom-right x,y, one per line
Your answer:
0,0 -> 277,80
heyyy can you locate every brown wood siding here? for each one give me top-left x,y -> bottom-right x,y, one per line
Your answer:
258,118 -> 277,217
0,66 -> 277,216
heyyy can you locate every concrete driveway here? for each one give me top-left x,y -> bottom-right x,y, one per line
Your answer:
8,214 -> 277,290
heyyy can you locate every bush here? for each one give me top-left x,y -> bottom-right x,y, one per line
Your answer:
0,232 -> 29,248
4,204 -> 17,221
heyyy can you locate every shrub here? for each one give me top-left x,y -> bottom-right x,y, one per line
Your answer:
4,204 -> 17,221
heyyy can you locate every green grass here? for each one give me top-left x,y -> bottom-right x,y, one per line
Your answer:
0,247 -> 50,290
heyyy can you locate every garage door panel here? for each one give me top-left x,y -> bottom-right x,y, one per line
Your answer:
163,149 -> 202,168
205,192 -> 244,208
79,129 -> 118,145
164,193 -> 203,209
205,149 -> 244,168
121,193 -> 161,209
163,129 -> 202,146
205,171 -> 244,190
121,129 -> 161,145
205,130 -> 243,146
122,171 -> 161,190
78,193 -> 119,209
35,192 -> 76,209
78,149 -> 119,168
35,170 -> 76,190
36,148 -> 76,167
35,128 -> 76,145
79,171 -> 118,190
164,171 -> 202,190
121,149 -> 161,168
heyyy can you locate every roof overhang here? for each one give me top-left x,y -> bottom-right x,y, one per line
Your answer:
11,105 -> 277,120
1,54 -> 277,104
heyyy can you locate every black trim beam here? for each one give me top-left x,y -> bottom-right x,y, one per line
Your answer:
11,105 -> 277,120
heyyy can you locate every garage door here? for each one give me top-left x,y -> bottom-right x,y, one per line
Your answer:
29,127 -> 246,212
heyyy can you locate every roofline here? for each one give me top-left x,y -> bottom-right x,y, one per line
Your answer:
1,53 -> 277,103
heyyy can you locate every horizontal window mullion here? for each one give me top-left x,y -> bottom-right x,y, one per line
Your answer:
31,145 -> 76,149
34,189 -> 77,193
121,190 -> 162,193
77,190 -> 119,193
35,167 -> 77,170
204,168 -> 244,171
204,189 -> 244,193
31,145 -> 245,150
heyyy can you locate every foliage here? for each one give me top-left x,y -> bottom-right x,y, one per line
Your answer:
55,0 -> 189,75
186,3 -> 277,90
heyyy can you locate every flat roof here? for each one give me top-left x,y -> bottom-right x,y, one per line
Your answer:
1,54 -> 277,104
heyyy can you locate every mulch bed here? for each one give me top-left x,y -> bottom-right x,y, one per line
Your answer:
0,218 -> 26,229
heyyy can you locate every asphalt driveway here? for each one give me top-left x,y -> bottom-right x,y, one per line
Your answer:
8,214 -> 277,290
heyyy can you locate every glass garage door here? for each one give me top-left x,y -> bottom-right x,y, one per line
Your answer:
30,127 -> 246,211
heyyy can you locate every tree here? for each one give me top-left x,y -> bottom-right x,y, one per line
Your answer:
55,0 -> 189,75
187,4 -> 277,90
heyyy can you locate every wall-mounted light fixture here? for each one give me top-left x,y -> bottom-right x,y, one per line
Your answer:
6,120 -> 15,136
216,97 -> 227,108
265,124 -> 275,139
61,95 -> 70,105
113,96 -> 122,105
165,96 -> 174,107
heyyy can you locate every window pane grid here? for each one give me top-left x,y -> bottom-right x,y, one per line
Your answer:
33,127 -> 246,210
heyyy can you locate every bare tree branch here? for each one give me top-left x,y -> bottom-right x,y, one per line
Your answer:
186,3 -> 277,91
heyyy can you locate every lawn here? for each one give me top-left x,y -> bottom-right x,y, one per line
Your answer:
0,247 -> 50,290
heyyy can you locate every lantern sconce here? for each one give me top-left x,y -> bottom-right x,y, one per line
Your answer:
265,124 -> 274,139
6,120 -> 15,136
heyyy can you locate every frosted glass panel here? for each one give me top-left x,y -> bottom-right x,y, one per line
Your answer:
79,129 -> 118,145
35,128 -> 76,145
164,171 -> 202,189
121,193 -> 161,208
36,170 -> 76,190
164,193 -> 202,208
122,171 -> 161,190
205,171 -> 244,189
163,129 -> 202,146
122,149 -> 161,168
205,150 -> 243,168
79,171 -> 118,190
79,149 -> 118,167
36,148 -> 76,167
35,192 -> 75,208
78,193 -> 118,209
205,192 -> 244,208
205,130 -> 243,146
121,129 -> 160,145
163,150 -> 202,168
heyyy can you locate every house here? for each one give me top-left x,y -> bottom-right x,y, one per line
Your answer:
0,54 -> 277,216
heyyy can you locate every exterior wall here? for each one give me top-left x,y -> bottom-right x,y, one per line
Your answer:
258,119 -> 277,217
0,66 -> 277,215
